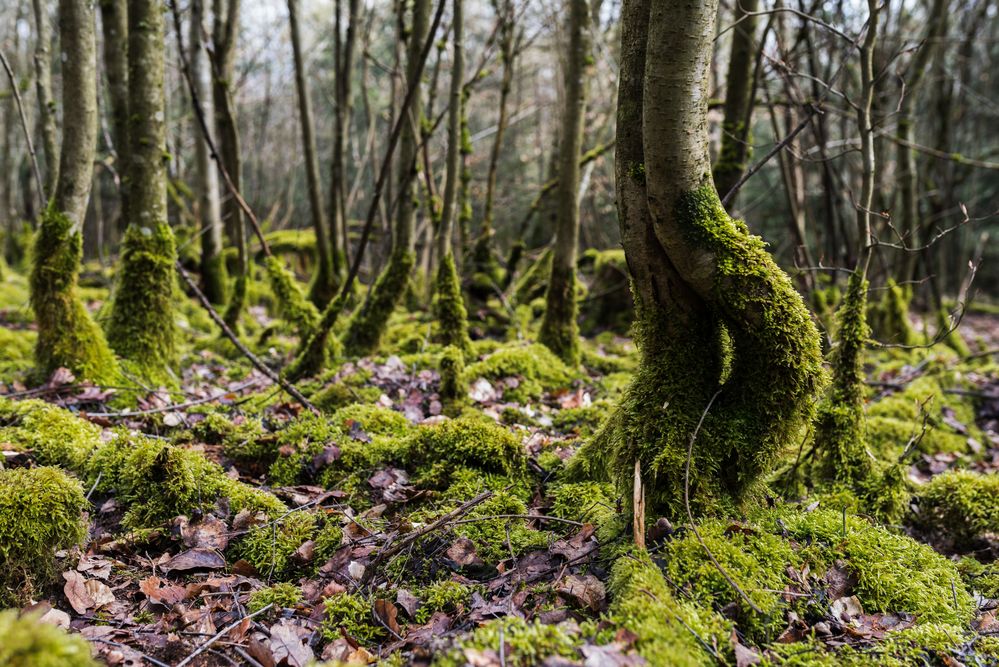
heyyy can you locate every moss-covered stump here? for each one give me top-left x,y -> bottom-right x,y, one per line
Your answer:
405,416 -> 527,483
0,467 -> 88,605
343,250 -> 416,357
912,470 -> 999,551
432,253 -> 473,356
105,222 -> 179,384
438,344 -> 466,404
0,609 -> 98,667
0,397 -> 285,529
29,207 -> 120,385
263,255 -> 320,338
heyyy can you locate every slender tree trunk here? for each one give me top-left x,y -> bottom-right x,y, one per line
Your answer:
32,0 -> 59,200
330,0 -> 360,278
712,0 -> 759,209
189,0 -> 226,304
342,0 -> 431,356
287,0 -> 335,305
99,0 -> 130,233
31,0 -> 119,384
538,0 -> 589,366
106,0 -> 178,384
570,0 -> 822,515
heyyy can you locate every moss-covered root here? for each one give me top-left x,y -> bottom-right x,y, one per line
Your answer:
608,551 -> 726,666
105,221 -> 179,384
342,250 -> 415,357
538,262 -> 581,366
263,255 -> 320,338
813,271 -> 872,484
0,467 -> 88,606
438,345 -> 466,404
285,288 -> 351,381
0,609 -> 98,667
432,252 -> 472,355
29,207 -> 119,385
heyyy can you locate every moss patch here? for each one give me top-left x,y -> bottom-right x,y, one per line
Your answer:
913,470 -> 999,550
0,609 -> 98,667
432,253 -> 473,355
263,255 -> 320,338
464,343 -> 575,403
343,249 -> 416,357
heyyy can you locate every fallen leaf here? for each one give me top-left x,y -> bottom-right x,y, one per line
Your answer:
84,578 -> 115,608
396,589 -> 421,618
374,599 -> 401,635
446,538 -> 485,568
269,620 -> 315,666
63,570 -> 95,614
139,576 -> 188,606
161,547 -> 226,573
556,574 -> 606,611
183,515 -> 229,550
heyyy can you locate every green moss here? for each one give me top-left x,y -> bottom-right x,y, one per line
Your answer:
263,256 -> 320,338
0,609 -> 98,667
608,551 -> 729,666
432,253 -> 473,355
247,582 -> 303,613
312,381 -> 381,412
538,262 -> 581,366
866,416 -> 967,458
29,207 -> 120,384
334,403 -> 410,437
438,345 -> 466,404
869,279 -> 919,346
0,327 -> 35,379
914,470 -> 999,549
343,249 -> 416,357
415,579 -> 471,623
106,221 -> 178,384
434,616 -> 581,667
321,592 -> 384,644
464,343 -> 575,403
0,397 -> 104,471
0,467 -> 88,605
451,489 -> 550,562
551,403 -> 610,438
236,511 -> 340,579
511,249 -> 552,306
405,416 -> 526,480
937,307 -> 971,357
549,481 -> 617,528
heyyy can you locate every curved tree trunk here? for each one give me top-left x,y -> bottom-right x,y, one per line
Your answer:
287,0 -> 335,305
571,0 -> 822,517
99,0 -> 129,233
106,0 -> 178,384
537,0 -> 589,366
32,0 -> 59,200
31,0 -> 119,385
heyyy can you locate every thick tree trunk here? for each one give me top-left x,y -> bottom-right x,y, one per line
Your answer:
99,0 -> 130,232
189,0 -> 227,305
343,0 -> 430,356
538,0 -> 589,366
32,0 -> 59,199
106,0 -> 178,384
571,0 -> 822,516
31,0 -> 119,385
287,0 -> 335,305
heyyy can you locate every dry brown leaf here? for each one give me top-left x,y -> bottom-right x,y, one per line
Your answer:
269,620 -> 315,666
63,570 -> 95,614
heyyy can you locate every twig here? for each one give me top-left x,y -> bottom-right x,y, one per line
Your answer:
90,638 -> 172,667
174,603 -> 273,667
449,513 -> 585,527
175,261 -> 319,415
0,48 -> 44,212
683,389 -> 764,614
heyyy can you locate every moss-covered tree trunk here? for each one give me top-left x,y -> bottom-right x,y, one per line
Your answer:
571,0 -> 822,516
537,0 -> 590,367
329,0 -> 360,280
432,0 -> 472,356
342,0 -> 429,357
31,0 -> 59,200
106,0 -> 178,383
711,0 -> 759,209
288,0 -> 336,306
189,0 -> 227,305
30,0 -> 119,385
99,0 -> 130,233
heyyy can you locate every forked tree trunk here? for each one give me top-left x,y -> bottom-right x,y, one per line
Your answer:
570,0 -> 822,516
105,0 -> 179,384
32,0 -> 59,199
538,0 -> 590,366
31,0 -> 119,385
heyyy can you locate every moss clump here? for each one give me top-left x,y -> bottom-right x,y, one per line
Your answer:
247,582 -> 303,613
322,592 -> 384,644
438,345 -> 466,403
29,207 -> 120,385
432,253 -> 473,355
869,279 -> 919,346
0,327 -> 36,379
0,609 -> 98,667
551,402 -> 610,438
913,470 -> 999,549
450,488 -> 550,562
0,397 -> 104,471
236,511 -> 342,579
538,262 -> 582,366
549,481 -> 617,529
608,551 -> 730,666
405,416 -> 526,481
105,221 -> 178,384
415,579 -> 471,623
866,416 -> 968,458
434,616 -> 582,667
343,249 -> 416,357
0,467 -> 88,605
464,343 -> 575,403
263,255 -> 320,338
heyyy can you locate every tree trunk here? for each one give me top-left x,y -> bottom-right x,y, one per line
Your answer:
712,0 -> 759,209
189,0 -> 227,305
31,0 -> 119,385
342,0 -> 430,356
32,0 -> 59,200
330,0 -> 360,278
570,0 -> 822,516
287,0 -> 335,305
537,0 -> 589,366
99,0 -> 130,233
106,0 -> 178,384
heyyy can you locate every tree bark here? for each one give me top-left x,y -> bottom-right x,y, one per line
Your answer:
99,0 -> 130,232
32,0 -> 59,200
538,0 -> 590,366
330,0 -> 360,278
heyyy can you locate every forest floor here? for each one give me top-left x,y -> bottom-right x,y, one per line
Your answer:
2,264 -> 999,666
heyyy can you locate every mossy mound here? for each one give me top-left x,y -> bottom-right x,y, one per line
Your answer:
0,326 -> 35,379
405,416 -> 526,481
0,609 -> 98,667
434,616 -> 584,667
464,343 -> 575,402
913,470 -> 999,550
247,582 -> 303,613
0,467 -> 88,605
236,510 -> 342,580
322,592 -> 384,644
414,579 -> 471,623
